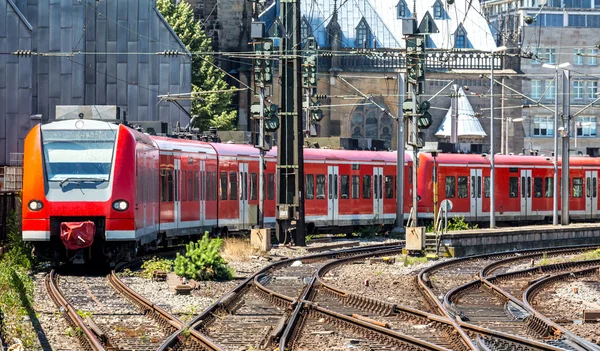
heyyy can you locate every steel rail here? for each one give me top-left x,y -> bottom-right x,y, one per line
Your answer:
45,270 -> 106,351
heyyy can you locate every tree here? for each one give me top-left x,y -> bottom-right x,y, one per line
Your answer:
157,0 -> 237,131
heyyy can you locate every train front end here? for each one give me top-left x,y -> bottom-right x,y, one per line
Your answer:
22,119 -> 136,265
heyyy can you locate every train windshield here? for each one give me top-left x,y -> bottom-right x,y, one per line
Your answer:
42,129 -> 117,182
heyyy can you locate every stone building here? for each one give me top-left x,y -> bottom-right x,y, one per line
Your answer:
483,0 -> 600,156
0,0 -> 192,167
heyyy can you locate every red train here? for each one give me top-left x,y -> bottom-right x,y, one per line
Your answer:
21,117 -> 600,264
21,118 -> 411,264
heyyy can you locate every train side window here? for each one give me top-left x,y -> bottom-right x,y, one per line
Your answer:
174,170 -> 179,202
316,175 -> 326,199
250,173 -> 257,200
586,177 -> 591,198
341,175 -> 349,199
306,174 -> 314,199
534,177 -> 543,198
509,177 -> 518,198
229,172 -> 238,200
445,176 -> 455,198
352,175 -> 360,199
385,175 -> 394,199
268,173 -> 275,200
220,172 -> 228,200
471,176 -> 475,198
194,171 -> 199,201
484,177 -> 490,198
594,178 -> 597,198
161,169 -> 167,202
188,171 -> 193,201
363,175 -> 372,199
545,177 -> 553,198
457,176 -> 468,198
573,178 -> 583,198
328,174 -> 333,199
212,172 -> 217,201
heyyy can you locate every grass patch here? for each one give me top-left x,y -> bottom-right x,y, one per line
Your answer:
221,238 -> 256,262
401,255 -> 429,267
140,257 -> 173,279
0,210 -> 37,349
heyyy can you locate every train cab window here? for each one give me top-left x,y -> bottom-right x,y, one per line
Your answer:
316,175 -> 326,199
573,178 -> 583,198
484,177 -> 490,198
509,177 -> 518,198
385,175 -> 394,198
534,178 -> 543,198
229,172 -> 238,200
268,173 -> 275,200
194,171 -> 199,201
250,173 -> 257,200
306,174 -> 315,199
352,175 -> 360,199
445,176 -> 455,198
341,175 -> 350,199
545,177 -> 553,198
220,172 -> 228,200
457,176 -> 468,198
363,175 -> 372,199
188,171 -> 193,201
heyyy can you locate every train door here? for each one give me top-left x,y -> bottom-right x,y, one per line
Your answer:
142,152 -> 148,237
239,163 -> 249,229
470,169 -> 482,219
520,170 -> 532,217
373,167 -> 384,219
200,160 -> 206,228
327,166 -> 339,225
585,171 -> 598,218
174,158 -> 181,232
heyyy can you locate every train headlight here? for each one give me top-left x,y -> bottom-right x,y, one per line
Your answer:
112,200 -> 129,211
28,200 -> 43,211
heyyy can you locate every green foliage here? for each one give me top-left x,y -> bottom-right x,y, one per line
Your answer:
538,252 -> 549,266
174,233 -> 234,281
446,216 -> 478,231
157,0 -> 237,131
76,310 -> 93,319
402,255 -> 429,266
140,257 -> 173,279
4,210 -> 34,269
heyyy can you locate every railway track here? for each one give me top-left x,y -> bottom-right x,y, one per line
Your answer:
45,261 -> 221,351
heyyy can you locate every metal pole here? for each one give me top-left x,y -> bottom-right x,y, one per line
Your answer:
490,52 -> 495,228
451,84 -> 458,144
305,89 -> 310,135
561,69 -> 570,225
553,67 -> 559,225
258,87 -> 265,228
501,78 -> 506,154
412,84 -> 418,227
393,73 -> 406,235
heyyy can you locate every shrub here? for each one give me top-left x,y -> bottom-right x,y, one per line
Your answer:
447,216 -> 478,231
174,233 -> 234,281
140,257 -> 173,279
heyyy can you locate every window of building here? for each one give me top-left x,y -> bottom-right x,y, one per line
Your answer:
545,177 -> 553,197
484,176 -> 490,198
316,174 -> 325,199
588,81 -> 598,99
577,117 -> 596,136
574,48 -> 584,65
531,80 -> 542,99
306,174 -> 314,200
341,175 -> 349,199
534,177 -> 543,198
544,48 -> 556,64
397,0 -> 407,18
564,0 -> 592,8
268,173 -> 275,200
573,178 -> 583,198
546,79 -> 556,101
220,172 -> 228,200
445,176 -> 455,198
250,173 -> 257,200
433,0 -> 444,19
509,177 -> 519,198
229,172 -> 238,200
458,176 -> 468,198
533,116 -> 554,136
352,175 -> 360,199
589,48 -> 598,65
363,175 -> 372,199
356,19 -> 371,48
385,175 -> 394,198
455,26 -> 467,48
574,81 -> 584,99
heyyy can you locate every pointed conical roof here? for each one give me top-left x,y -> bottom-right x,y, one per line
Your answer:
435,87 -> 487,138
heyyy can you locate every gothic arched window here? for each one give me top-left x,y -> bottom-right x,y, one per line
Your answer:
349,99 -> 393,148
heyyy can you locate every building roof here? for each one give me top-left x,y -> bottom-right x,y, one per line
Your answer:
434,87 -> 487,138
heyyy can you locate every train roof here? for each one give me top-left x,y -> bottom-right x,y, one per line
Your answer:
419,152 -> 600,168
150,135 -> 217,155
